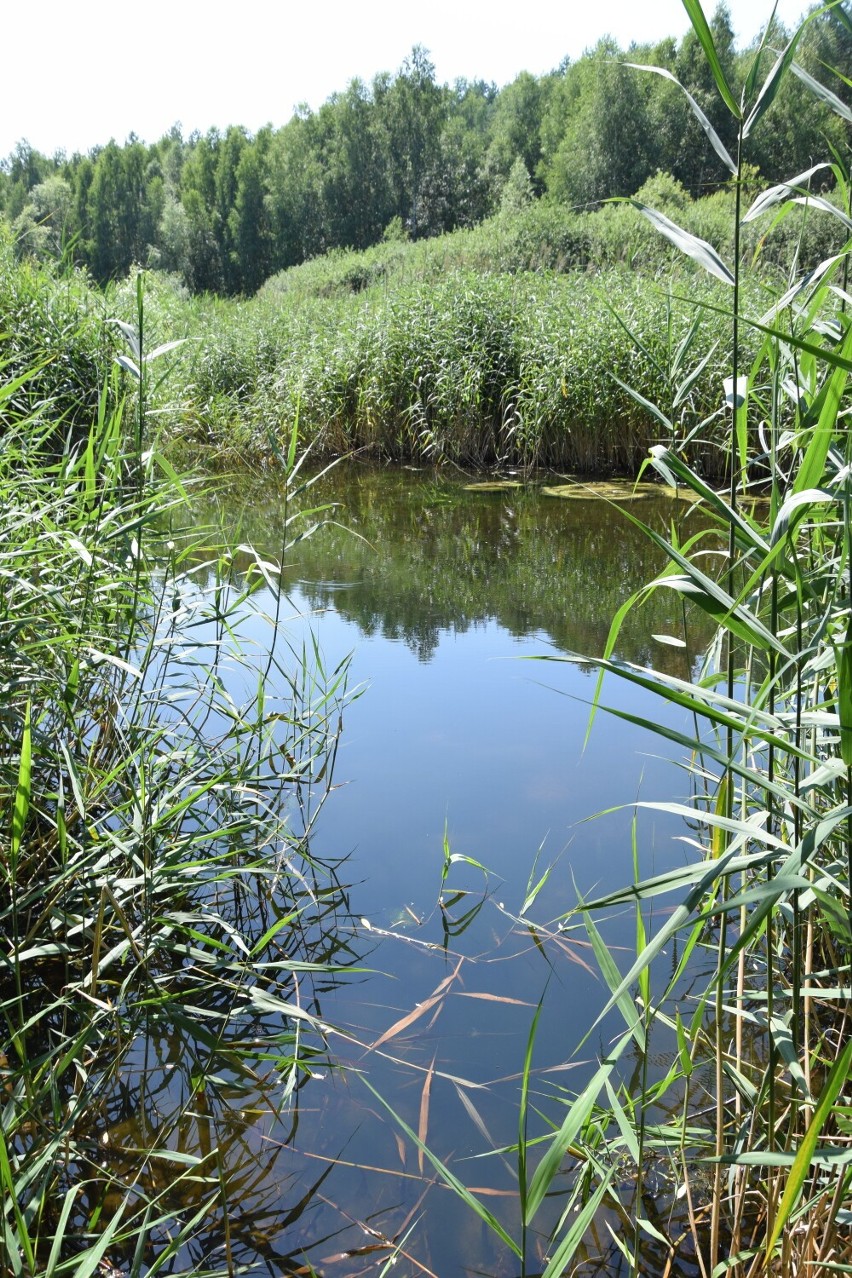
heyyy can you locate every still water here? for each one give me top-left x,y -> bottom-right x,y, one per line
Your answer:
180,464 -> 713,1276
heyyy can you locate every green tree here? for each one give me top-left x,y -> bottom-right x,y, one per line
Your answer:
215,126 -> 248,291
499,155 -> 534,217
542,39 -> 657,207
3,142 -> 53,220
265,112 -> 325,269
153,192 -> 191,278
383,47 -> 446,236
485,70 -> 551,198
182,187 -> 223,293
12,176 -> 74,260
228,137 -> 271,293
181,129 -> 219,211
313,80 -> 393,249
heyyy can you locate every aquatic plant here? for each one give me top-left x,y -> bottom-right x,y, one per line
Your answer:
0,270 -> 355,1275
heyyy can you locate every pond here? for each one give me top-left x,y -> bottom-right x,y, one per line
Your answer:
173,463 -> 715,1276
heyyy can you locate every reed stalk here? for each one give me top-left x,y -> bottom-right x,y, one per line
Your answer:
0,269 -> 353,1275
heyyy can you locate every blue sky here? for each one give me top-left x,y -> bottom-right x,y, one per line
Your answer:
3,0 -> 811,159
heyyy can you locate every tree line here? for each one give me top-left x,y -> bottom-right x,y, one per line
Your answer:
2,5 -> 850,296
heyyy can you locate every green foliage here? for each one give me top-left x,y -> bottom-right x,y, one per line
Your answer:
0,229 -> 112,438
542,38 -> 660,208
398,4 -> 852,1274
0,269 -> 353,1274
499,155 -> 535,217
154,265 -> 736,473
2,7 -> 849,298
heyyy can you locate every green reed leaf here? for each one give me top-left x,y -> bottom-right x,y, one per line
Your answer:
630,203 -> 734,285
145,339 -> 186,363
115,353 -> 141,380
526,1034 -> 631,1223
624,63 -> 736,173
632,530 -> 788,656
518,995 -> 544,1227
582,906 -> 645,1051
608,371 -> 674,432
742,163 -> 833,221
744,26 -> 807,138
788,193 -> 852,232
44,1186 -> 80,1278
674,340 -> 719,408
648,446 -> 769,552
835,614 -> 852,767
794,321 -> 852,494
764,1035 -> 852,1265
791,60 -> 852,123
10,702 -> 31,872
680,0 -> 741,116
541,1167 -> 616,1278
604,1078 -> 640,1162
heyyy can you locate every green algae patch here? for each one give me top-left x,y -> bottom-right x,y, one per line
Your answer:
463,480 -> 525,492
541,480 -> 661,502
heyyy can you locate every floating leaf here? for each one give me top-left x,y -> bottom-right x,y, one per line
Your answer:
463,480 -> 523,492
541,480 -> 658,501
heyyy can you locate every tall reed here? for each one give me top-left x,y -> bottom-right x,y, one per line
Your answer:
0,270 -> 353,1275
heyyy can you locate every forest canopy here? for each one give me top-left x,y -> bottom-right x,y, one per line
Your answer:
2,4 -> 850,296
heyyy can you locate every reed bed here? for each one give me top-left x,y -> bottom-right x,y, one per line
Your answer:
0,270 -> 354,1275
154,268 -> 744,476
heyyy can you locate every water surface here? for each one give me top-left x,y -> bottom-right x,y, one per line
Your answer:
177,464 -> 713,1276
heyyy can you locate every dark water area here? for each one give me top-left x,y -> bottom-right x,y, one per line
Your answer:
165,464 -> 715,1276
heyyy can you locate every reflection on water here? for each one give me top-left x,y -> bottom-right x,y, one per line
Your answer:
199,463 -> 712,670
153,464 -> 714,1276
